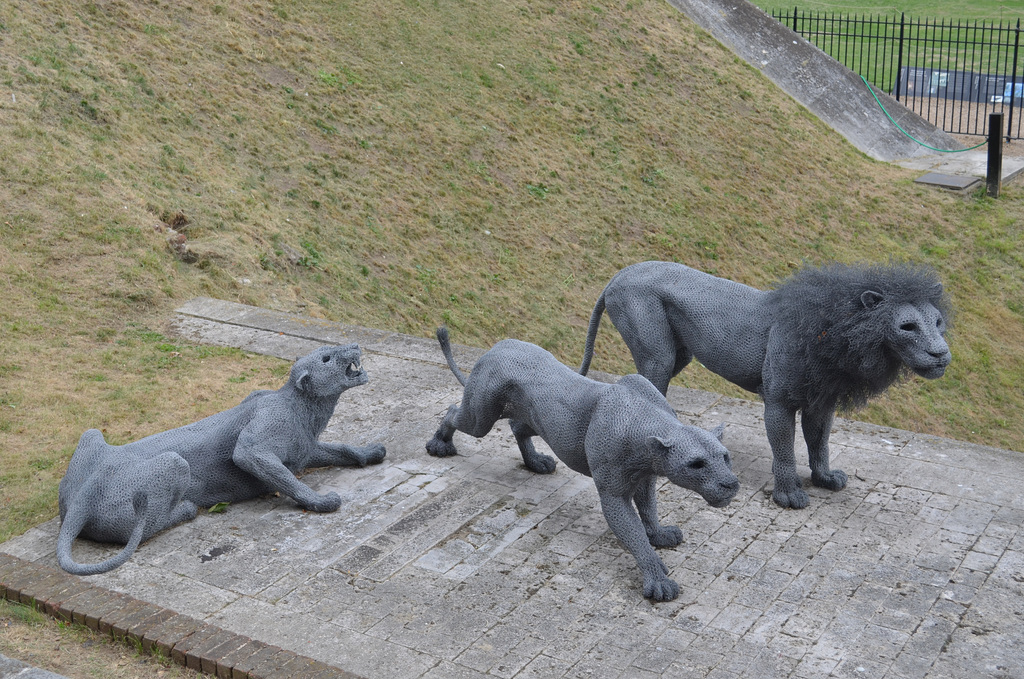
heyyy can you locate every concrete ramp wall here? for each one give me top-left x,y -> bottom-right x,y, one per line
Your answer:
666,0 -> 964,162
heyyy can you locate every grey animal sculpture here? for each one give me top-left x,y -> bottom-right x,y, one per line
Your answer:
57,344 -> 386,575
426,327 -> 739,601
579,261 -> 952,509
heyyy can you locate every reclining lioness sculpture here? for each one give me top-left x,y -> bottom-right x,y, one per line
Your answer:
579,261 -> 952,509
57,343 -> 386,575
426,327 -> 739,601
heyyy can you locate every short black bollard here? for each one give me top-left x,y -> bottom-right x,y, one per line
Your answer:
987,112 -> 1003,198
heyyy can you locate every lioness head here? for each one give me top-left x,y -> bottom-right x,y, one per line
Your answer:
651,423 -> 739,508
292,344 -> 368,396
861,291 -> 951,379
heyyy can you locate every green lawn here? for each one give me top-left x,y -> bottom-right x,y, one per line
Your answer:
756,1 -> 1020,22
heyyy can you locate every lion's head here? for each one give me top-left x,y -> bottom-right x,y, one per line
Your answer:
767,262 -> 952,412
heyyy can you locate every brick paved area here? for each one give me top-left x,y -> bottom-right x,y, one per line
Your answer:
2,298 -> 1021,678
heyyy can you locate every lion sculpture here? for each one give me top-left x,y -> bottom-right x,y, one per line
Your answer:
578,261 -> 952,510
426,327 -> 739,601
57,343 -> 386,575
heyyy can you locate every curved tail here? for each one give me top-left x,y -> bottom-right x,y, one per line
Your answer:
436,327 -> 467,386
56,494 -> 148,576
578,289 -> 607,376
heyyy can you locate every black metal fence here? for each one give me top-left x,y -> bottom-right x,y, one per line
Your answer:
768,9 -> 1022,141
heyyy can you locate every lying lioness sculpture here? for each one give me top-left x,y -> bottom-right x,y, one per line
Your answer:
426,327 -> 739,601
57,343 -> 386,575
579,261 -> 952,509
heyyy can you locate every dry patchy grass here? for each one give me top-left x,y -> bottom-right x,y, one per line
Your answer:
0,598 -> 201,678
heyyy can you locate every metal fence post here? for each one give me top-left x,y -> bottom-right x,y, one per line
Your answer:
988,112 -> 1003,198
894,12 -> 905,101
1007,19 -> 1020,142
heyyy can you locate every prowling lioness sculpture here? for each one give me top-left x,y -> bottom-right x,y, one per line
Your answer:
426,327 -> 739,601
57,343 -> 386,575
579,261 -> 952,509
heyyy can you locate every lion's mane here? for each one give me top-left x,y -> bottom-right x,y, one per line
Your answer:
765,262 -> 951,412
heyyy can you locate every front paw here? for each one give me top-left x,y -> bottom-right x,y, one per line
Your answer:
643,574 -> 680,602
811,468 -> 848,491
648,525 -> 684,548
772,486 -> 809,509
524,453 -> 557,474
306,492 -> 342,513
360,443 -> 387,466
426,437 -> 457,457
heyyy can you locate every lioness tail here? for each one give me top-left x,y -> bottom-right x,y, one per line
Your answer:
436,326 -> 468,387
56,494 -> 148,576
578,289 -> 607,376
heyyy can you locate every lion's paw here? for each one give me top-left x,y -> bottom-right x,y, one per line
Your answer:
524,453 -> 557,474
360,443 -> 387,466
426,437 -> 457,458
648,526 -> 684,548
643,574 -> 680,602
812,468 -> 848,491
308,492 -> 343,513
772,487 -> 809,509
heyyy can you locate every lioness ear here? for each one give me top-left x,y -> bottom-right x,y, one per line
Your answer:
711,423 -> 725,441
295,371 -> 311,392
647,435 -> 673,451
860,290 -> 884,309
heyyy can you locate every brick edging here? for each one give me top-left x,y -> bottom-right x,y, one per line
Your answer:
0,553 -> 362,679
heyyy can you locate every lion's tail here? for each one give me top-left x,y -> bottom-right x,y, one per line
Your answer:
436,326 -> 468,387
578,289 -> 607,376
56,493 -> 148,576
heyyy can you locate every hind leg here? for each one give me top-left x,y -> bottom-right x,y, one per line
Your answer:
609,302 -> 685,395
426,405 -> 461,457
511,419 -> 556,474
169,500 -> 198,525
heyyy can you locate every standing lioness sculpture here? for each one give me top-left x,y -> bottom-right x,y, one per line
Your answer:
427,327 -> 739,601
58,343 -> 386,575
579,261 -> 952,509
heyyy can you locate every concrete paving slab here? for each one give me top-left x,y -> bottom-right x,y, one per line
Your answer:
895,149 -> 1024,184
0,653 -> 68,679
2,298 -> 1023,679
913,172 -> 982,191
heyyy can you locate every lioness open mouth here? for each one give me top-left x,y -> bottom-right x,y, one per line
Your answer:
346,360 -> 362,377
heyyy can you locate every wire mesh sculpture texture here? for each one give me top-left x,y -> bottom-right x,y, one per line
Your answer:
427,327 -> 739,601
579,261 -> 952,509
57,343 -> 385,575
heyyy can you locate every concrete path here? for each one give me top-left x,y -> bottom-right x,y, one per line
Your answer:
894,149 -> 1024,187
0,653 -> 67,679
2,298 -> 1022,679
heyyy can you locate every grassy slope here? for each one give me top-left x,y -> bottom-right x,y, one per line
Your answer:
0,0 -> 1021,550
